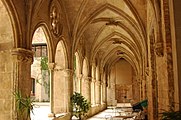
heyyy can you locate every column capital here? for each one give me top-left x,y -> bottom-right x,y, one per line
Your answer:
102,81 -> 106,85
53,65 -> 73,77
77,74 -> 83,79
11,48 -> 33,63
64,69 -> 74,77
48,63 -> 55,70
83,76 -> 92,80
82,76 -> 92,83
91,62 -> 96,67
91,78 -> 96,83
96,80 -> 101,85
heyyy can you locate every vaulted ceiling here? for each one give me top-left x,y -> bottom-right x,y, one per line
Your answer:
62,0 -> 149,74
2,0 -> 154,75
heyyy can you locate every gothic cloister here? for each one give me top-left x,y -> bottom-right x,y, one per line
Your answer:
0,0 -> 181,120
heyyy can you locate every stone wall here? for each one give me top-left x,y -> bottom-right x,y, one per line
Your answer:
107,59 -> 134,104
0,50 -> 13,119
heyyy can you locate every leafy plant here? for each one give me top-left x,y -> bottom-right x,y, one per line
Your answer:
13,91 -> 35,120
71,92 -> 91,120
36,56 -> 50,99
160,104 -> 181,120
40,56 -> 48,70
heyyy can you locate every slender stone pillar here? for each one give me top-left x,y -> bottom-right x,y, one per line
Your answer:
102,81 -> 106,104
95,80 -> 101,104
48,63 -> 55,117
91,79 -> 96,105
64,69 -> 73,113
100,83 -> 103,104
91,64 -> 96,105
77,74 -> 82,93
82,76 -> 91,102
11,48 -> 33,120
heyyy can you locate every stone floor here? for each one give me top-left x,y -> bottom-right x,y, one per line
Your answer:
87,107 -> 135,120
30,103 -> 136,120
30,102 -> 53,120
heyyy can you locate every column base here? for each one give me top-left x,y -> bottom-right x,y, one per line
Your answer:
48,113 -> 55,117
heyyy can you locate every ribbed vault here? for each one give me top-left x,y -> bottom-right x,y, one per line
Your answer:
65,0 -> 147,78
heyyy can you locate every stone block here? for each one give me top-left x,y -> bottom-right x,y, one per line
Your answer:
0,90 -> 11,99
5,62 -> 13,72
0,64 -> 5,72
4,100 -> 11,111
1,76 -> 11,89
0,114 -> 11,120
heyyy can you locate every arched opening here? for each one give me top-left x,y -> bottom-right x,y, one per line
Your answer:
31,26 -> 51,119
0,1 -> 15,119
114,59 -> 136,103
31,27 -> 50,102
107,58 -> 140,106
53,40 -> 68,114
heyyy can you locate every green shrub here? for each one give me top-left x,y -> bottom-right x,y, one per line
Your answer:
71,92 -> 91,120
13,91 -> 35,120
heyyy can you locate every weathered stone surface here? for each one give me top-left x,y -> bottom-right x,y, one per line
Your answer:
0,0 -> 180,120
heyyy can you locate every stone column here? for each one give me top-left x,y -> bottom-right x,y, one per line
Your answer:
95,80 -> 101,104
77,74 -> 82,93
173,0 -> 181,110
100,82 -> 103,104
48,63 -> 55,117
11,48 -> 33,120
64,69 -> 73,113
163,0 -> 175,109
102,81 -> 106,103
91,79 -> 96,105
52,68 -> 73,117
141,76 -> 147,99
82,77 -> 91,101
11,48 -> 33,95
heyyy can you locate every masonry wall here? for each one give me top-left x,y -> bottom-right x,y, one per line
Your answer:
115,60 -> 133,103
107,59 -> 134,104
146,1 -> 179,120
173,0 -> 181,110
0,1 -> 14,119
0,51 -> 14,119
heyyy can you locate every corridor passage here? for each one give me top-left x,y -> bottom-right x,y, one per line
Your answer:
87,103 -> 137,120
30,102 -> 141,120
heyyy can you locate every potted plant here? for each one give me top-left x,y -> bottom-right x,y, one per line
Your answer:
160,106 -> 181,120
71,92 -> 90,120
13,91 -> 35,120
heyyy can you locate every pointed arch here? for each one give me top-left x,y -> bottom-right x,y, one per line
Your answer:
0,1 -> 21,119
1,0 -> 22,47
31,26 -> 51,102
53,40 -> 69,113
31,23 -> 53,62
0,0 -> 14,50
82,57 -> 89,77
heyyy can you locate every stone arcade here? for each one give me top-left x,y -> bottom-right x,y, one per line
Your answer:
0,0 -> 181,120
